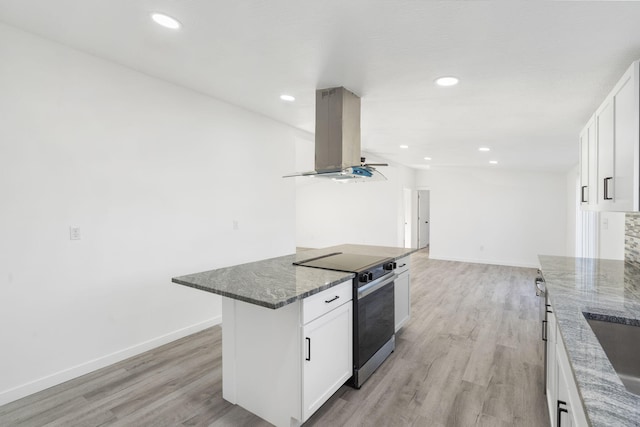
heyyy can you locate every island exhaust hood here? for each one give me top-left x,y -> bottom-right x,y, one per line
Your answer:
284,87 -> 387,181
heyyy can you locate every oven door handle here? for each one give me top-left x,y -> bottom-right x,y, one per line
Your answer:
357,272 -> 396,300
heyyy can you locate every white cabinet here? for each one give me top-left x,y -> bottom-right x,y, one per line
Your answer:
587,60 -> 640,212
555,329 -> 588,427
578,116 -> 596,208
221,279 -> 353,427
596,96 -> 615,209
302,301 -> 352,420
545,307 -> 558,424
545,302 -> 588,427
394,256 -> 411,331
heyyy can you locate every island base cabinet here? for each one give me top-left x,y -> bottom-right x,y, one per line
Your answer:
303,301 -> 352,420
222,298 -> 302,427
221,279 -> 353,427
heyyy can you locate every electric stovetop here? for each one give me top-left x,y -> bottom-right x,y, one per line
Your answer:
293,252 -> 392,273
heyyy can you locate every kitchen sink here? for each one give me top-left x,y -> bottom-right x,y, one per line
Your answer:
585,313 -> 640,396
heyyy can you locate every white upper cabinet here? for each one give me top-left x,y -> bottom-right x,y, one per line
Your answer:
579,116 -> 596,208
588,60 -> 640,212
596,97 -> 614,208
612,64 -> 639,211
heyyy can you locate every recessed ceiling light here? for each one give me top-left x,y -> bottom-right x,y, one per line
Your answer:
479,147 -> 491,152
280,94 -> 295,102
435,76 -> 459,87
489,160 -> 498,165
400,145 -> 409,149
151,13 -> 181,29
424,157 -> 432,161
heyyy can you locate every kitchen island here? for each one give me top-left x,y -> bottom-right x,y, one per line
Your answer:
173,244 -> 417,427
539,255 -> 640,427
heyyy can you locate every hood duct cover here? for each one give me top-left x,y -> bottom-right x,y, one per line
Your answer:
315,87 -> 361,173
284,87 -> 387,181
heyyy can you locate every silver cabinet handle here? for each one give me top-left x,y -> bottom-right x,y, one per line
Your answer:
604,177 -> 613,200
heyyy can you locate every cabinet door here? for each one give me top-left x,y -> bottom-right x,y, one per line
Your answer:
556,355 -> 573,427
394,271 -> 410,331
612,65 -> 639,211
556,328 -> 588,427
579,117 -> 596,209
595,61 -> 639,211
596,97 -> 615,208
302,302 -> 352,421
546,309 -> 558,426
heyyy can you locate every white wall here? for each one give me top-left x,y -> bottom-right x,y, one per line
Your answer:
598,212 -> 625,260
0,23 -> 296,404
566,165 -> 578,257
416,167 -> 567,268
295,133 -> 416,248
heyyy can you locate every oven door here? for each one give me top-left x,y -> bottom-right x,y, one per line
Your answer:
355,272 -> 396,368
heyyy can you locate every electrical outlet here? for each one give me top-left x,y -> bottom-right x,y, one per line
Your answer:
69,227 -> 81,240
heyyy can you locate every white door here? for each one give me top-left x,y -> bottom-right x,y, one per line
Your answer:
418,190 -> 430,249
403,188 -> 412,248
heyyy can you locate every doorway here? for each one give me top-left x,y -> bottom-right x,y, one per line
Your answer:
418,190 -> 430,249
403,188 -> 413,248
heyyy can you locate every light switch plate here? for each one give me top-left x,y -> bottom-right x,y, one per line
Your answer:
69,227 -> 81,240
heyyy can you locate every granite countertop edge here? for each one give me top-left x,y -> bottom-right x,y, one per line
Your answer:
172,274 -> 355,309
539,255 -> 640,427
388,248 -> 419,260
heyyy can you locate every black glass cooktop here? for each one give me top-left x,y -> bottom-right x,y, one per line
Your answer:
293,252 -> 392,273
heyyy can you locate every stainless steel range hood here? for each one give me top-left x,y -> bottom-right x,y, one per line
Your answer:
284,87 -> 386,181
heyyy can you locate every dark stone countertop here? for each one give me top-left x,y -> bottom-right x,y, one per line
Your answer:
172,244 -> 418,309
539,255 -> 640,427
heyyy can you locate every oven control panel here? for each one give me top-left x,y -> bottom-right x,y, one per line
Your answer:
357,263 -> 391,287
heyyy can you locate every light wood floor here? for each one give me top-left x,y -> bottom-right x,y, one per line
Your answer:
0,250 -> 549,426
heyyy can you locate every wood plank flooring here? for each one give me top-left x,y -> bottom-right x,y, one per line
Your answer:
0,250 -> 549,426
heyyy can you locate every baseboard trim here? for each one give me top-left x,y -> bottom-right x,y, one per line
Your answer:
0,316 -> 221,406
428,255 -> 539,269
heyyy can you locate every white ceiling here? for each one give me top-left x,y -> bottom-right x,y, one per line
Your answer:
2,1 -> 640,172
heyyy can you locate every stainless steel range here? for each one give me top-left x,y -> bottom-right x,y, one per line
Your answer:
294,252 -> 397,388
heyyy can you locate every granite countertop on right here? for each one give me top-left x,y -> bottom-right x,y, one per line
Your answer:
539,255 -> 640,427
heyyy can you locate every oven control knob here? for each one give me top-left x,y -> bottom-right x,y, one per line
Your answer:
384,262 -> 397,271
359,272 -> 370,283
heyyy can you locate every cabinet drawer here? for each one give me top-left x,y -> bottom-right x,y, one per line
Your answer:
395,256 -> 410,275
303,280 -> 352,324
